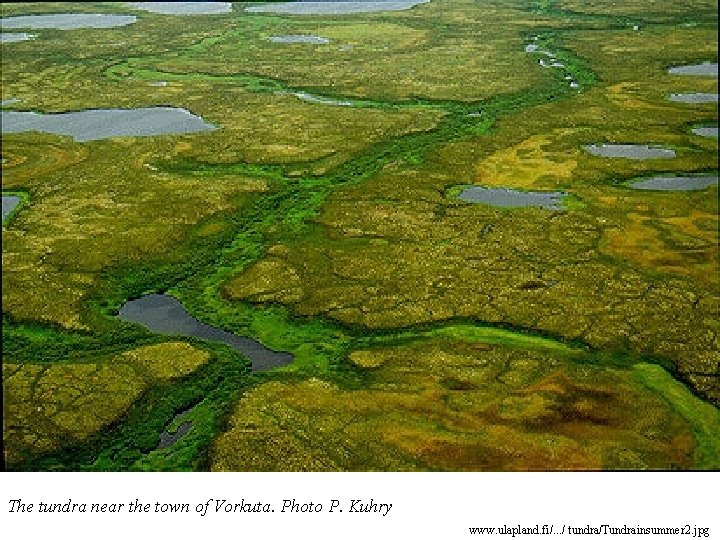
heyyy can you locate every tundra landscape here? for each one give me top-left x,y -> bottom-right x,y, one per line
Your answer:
2,0 -> 718,471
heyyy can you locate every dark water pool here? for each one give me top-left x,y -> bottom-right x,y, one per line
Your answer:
117,294 -> 294,371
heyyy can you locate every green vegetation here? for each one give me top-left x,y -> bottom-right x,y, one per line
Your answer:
214,339 -> 707,470
3,342 -> 212,466
2,0 -> 717,470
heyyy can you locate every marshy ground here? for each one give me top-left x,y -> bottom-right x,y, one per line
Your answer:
2,0 -> 718,471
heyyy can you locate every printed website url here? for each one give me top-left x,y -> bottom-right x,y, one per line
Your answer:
468,524 -> 710,537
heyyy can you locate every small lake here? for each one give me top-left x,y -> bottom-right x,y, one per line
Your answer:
456,186 -> 567,210
0,14 -> 137,30
1,107 -> 215,141
157,409 -> 193,450
584,144 -> 676,159
245,1 -> 430,15
692,126 -> 718,138
2,195 -> 21,222
289,91 -> 352,106
668,62 -> 718,77
1,32 -> 33,43
129,3 -> 232,15
268,35 -> 330,44
629,175 -> 718,191
117,294 -> 294,371
1,98 -> 20,106
668,93 -> 719,103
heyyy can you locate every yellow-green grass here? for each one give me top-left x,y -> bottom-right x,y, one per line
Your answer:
634,364 -> 720,469
1,132 -> 270,329
212,339 -> 705,471
145,0 -> 552,102
3,342 -> 210,466
556,0 -> 718,21
2,0 -> 718,472
1,3 -> 134,16
222,23 -> 718,402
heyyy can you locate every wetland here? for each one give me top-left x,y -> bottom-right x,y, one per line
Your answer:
2,0 -> 718,472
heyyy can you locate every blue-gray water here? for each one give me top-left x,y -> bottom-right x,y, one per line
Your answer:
668,93 -> 719,103
584,144 -> 676,159
245,1 -> 430,15
0,14 -> 137,30
456,187 -> 566,210
268,35 -> 330,44
1,107 -> 215,141
692,126 -> 718,138
1,32 -> 33,43
157,409 -> 193,450
288,91 -> 353,106
117,294 -> 294,371
629,175 -> 718,191
2,195 -> 21,222
129,3 -> 232,15
668,63 -> 718,77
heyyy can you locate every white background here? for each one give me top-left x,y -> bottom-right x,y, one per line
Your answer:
1,472 -> 717,539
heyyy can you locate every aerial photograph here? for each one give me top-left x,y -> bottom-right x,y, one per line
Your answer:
1,0 -> 718,471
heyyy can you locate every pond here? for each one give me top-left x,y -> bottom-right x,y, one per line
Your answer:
289,91 -> 353,106
245,1 -> 430,15
692,126 -> 718,138
668,93 -> 718,103
117,294 -> 294,371
268,35 -> 330,44
1,98 -> 20,106
1,107 -> 215,141
455,186 -> 567,210
668,62 -> 718,77
584,144 -> 676,159
2,195 -> 21,222
629,175 -> 718,191
1,32 -> 33,43
0,13 -> 137,30
157,410 -> 193,450
129,3 -> 232,15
